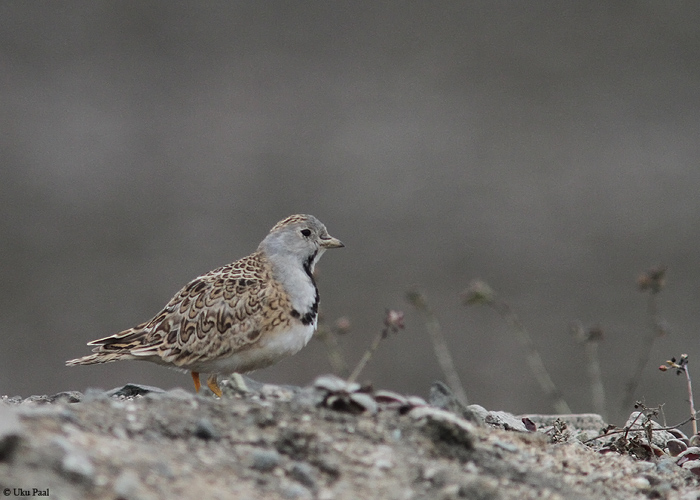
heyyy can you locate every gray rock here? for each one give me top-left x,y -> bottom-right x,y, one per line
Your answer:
679,459 -> 700,475
20,395 -> 54,405
260,382 -> 302,401
146,387 -> 194,401
63,451 -> 96,482
15,405 -> 77,424
464,405 -> 489,425
281,483 -> 312,499
291,386 -> 327,408
347,392 -> 378,415
81,388 -> 109,403
288,461 -> 317,489
656,457 -> 680,474
410,406 -> 476,449
193,418 -> 219,440
667,439 -> 688,457
56,439 -> 95,483
13,392 -> 80,405
0,404 -> 24,461
106,384 -> 166,398
250,449 -> 282,471
521,413 -> 607,432
494,440 -> 519,453
114,469 -> 146,500
485,410 -> 528,432
429,381 -> 467,410
314,374 -> 360,394
48,391 -> 83,403
0,396 -> 23,405
429,382 -> 486,426
623,412 -> 677,448
458,475 -> 500,500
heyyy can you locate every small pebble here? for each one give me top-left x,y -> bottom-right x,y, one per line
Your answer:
0,405 -> 23,461
313,374 -> 360,393
680,459 -> 700,475
289,461 -> 316,488
281,483 -> 312,499
61,447 -> 95,483
629,476 -> 650,490
82,388 -> 108,403
656,458 -> 679,474
458,476 -> 499,500
666,439 -> 688,457
114,470 -> 143,500
193,418 -> 220,440
250,449 -> 282,471
348,393 -> 378,414
440,484 -> 460,500
375,458 -> 393,470
494,441 -> 519,453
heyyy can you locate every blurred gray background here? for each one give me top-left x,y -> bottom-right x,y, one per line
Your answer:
2,2 -> 699,426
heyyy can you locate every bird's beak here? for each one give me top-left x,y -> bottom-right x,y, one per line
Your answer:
320,235 -> 344,249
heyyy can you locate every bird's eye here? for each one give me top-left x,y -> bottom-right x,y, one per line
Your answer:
300,229 -> 312,237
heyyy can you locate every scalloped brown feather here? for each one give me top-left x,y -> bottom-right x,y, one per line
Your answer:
66,251 -> 293,368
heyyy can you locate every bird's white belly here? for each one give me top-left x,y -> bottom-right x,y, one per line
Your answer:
188,322 -> 316,375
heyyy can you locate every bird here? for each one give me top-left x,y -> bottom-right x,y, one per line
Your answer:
66,214 -> 344,397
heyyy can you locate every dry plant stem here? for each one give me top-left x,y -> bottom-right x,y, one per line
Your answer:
584,414 -> 698,444
491,301 -> 572,414
316,327 -> 350,377
682,364 -> 698,435
585,342 -> 607,420
623,410 -> 645,441
412,298 -> 469,405
622,293 -> 664,414
347,328 -> 386,384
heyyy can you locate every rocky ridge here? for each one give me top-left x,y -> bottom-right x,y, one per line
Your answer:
1,377 -> 699,500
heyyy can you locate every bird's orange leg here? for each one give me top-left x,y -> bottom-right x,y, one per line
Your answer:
207,374 -> 223,398
191,371 -> 201,393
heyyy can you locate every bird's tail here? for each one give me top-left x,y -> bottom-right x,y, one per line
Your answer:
65,352 -> 133,366
66,321 -> 154,367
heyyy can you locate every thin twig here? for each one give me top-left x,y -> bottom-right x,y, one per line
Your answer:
683,363 -> 697,435
586,341 -> 606,418
622,294 -> 664,412
407,291 -> 469,405
623,409 -> 646,441
622,266 -> 668,415
660,354 -> 697,436
571,323 -> 606,419
315,317 -> 351,377
347,329 -> 385,384
347,310 -> 404,384
491,300 -> 571,414
463,280 -> 571,414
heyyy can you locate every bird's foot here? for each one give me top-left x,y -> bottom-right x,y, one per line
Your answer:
207,374 -> 223,398
191,371 -> 201,393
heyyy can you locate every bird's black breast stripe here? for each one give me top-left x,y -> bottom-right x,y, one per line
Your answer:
291,289 -> 319,326
294,253 -> 320,326
303,251 -> 318,280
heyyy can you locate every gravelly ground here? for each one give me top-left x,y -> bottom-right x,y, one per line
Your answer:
1,378 -> 699,500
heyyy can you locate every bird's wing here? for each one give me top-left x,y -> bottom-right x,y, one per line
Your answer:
87,253 -> 288,367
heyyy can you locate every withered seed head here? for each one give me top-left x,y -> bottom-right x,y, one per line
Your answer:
637,265 -> 667,294
461,279 -> 496,306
